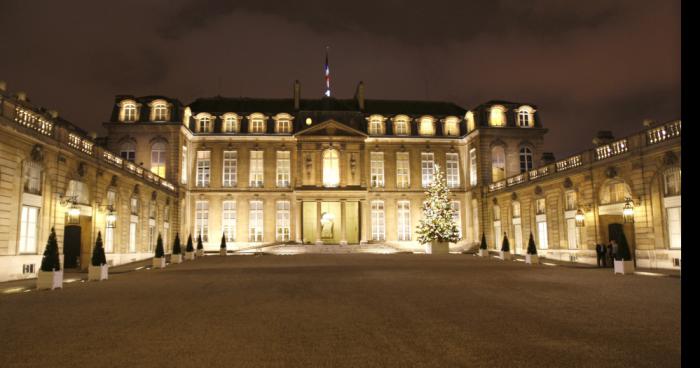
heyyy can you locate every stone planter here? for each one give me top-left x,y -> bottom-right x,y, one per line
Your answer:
88,264 -> 109,281
220,249 -> 227,256
171,254 -> 183,264
500,251 -> 513,261
196,249 -> 204,257
614,260 -> 635,275
477,249 -> 489,257
37,270 -> 63,290
152,257 -> 166,269
525,254 -> 539,265
426,241 -> 449,255
185,251 -> 196,261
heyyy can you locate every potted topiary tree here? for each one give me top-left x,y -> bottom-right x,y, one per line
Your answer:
88,231 -> 109,281
612,226 -> 634,275
152,233 -> 166,269
220,233 -> 227,256
37,227 -> 63,290
525,232 -> 539,265
416,164 -> 460,254
185,234 -> 196,260
196,234 -> 205,257
478,233 -> 489,257
171,233 -> 183,264
500,233 -> 512,261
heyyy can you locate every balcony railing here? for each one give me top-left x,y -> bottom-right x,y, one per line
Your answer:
647,120 -> 681,145
529,166 -> 550,180
488,180 -> 506,192
507,173 -> 526,187
595,139 -> 628,160
556,155 -> 582,172
14,106 -> 53,136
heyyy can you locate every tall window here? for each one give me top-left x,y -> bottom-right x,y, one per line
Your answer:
149,201 -> 156,219
19,206 -> 39,254
121,102 -> 137,122
195,200 -> 209,243
419,116 -> 435,136
249,200 -> 264,242
322,149 -> 340,188
23,161 -> 42,195
222,151 -> 238,187
276,201 -> 291,241
249,151 -> 264,187
249,114 -> 266,133
493,205 -> 502,249
536,198 -> 548,249
519,147 -> 533,173
664,167 -> 681,249
222,200 -> 236,242
397,201 -> 411,241
105,190 -> 116,253
512,201 -> 522,252
491,146 -> 506,182
275,114 -> 292,133
489,105 -> 506,127
120,141 -> 136,162
536,198 -> 546,215
371,200 -> 385,241
129,221 -> 137,253
517,106 -> 534,127
152,101 -> 168,121
396,152 -> 410,189
471,199 -> 479,242
276,151 -> 290,188
150,142 -> 166,178
664,167 -> 681,197
421,152 -> 435,187
181,146 -> 188,184
446,153 -> 460,188
130,196 -> 139,216
443,117 -> 460,136
368,115 -> 385,135
566,217 -> 580,249
370,152 -> 385,188
469,148 -> 477,187
393,115 -> 409,136
451,201 -> 462,239
565,191 -> 577,211
223,114 -> 239,133
197,114 -> 211,133
196,151 -> 210,187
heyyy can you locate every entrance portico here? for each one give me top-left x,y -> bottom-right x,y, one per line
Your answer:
300,198 -> 361,245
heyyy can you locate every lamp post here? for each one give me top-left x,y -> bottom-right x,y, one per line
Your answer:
622,197 -> 635,223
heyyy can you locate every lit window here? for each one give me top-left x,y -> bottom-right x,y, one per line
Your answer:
537,219 -> 548,249
536,198 -> 546,215
421,152 -> 435,187
120,141 -> 136,162
469,148 -> 477,187
368,115 -> 385,135
466,111 -> 475,132
23,161 -> 42,195
664,167 -> 681,197
519,147 -> 533,173
149,201 -> 156,219
397,201 -> 411,241
150,141 -> 166,178
489,105 -> 506,127
446,153 -> 460,188
565,191 -> 577,211
19,206 -> 39,254
222,151 -> 237,187
196,114 -> 211,133
130,196 -> 139,216
276,201 -> 291,241
663,167 -> 681,249
419,116 -> 435,136
222,114 -> 239,133
443,116 -> 460,136
396,152 -> 410,189
566,217 -> 580,249
151,100 -> 168,122
322,149 -> 340,188
249,151 -> 264,187
195,200 -> 209,243
393,115 -> 410,136
370,152 -> 385,188
196,151 -> 210,187
512,201 -> 521,218
512,201 -> 522,252
249,200 -> 264,242
249,113 -> 266,133
275,113 -> 293,133
493,205 -> 502,249
181,146 -> 188,184
451,201 -> 462,239
222,200 -> 236,242
276,151 -> 290,187
129,221 -> 137,253
517,106 -> 534,127
121,100 -> 138,122
491,146 -> 506,182
371,200 -> 385,241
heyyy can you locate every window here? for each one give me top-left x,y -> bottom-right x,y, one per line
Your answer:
489,105 -> 506,127
667,206 -> 681,249
150,141 -> 166,178
249,151 -> 264,187
512,201 -> 521,218
397,201 -> 411,241
466,111 -> 475,132
222,200 -> 236,242
152,100 -> 168,122
222,151 -> 238,187
197,114 -> 211,133
148,223 -> 156,252
249,113 -> 266,133
566,218 -> 580,249
536,198 -> 546,215
19,206 -> 39,254
275,114 -> 292,133
471,199 -> 479,242
512,201 -> 522,252
276,201 -> 291,241
120,141 -> 136,162
519,147 -> 533,173
181,146 -> 188,184
443,116 -> 460,136
23,161 -> 42,195
370,152 -> 385,188
469,148 -> 477,187
565,191 -> 577,211
222,114 -> 239,133
322,149 -> 340,188
418,116 -> 435,136
421,152 -> 435,187
130,196 -> 139,216
149,201 -> 156,219
664,168 -> 681,197
276,151 -> 290,188
371,201 -> 385,241
196,151 -> 210,187
105,190 -> 117,253
121,100 -> 137,122
195,200 -> 209,243
249,200 -> 264,242
663,167 -> 681,249
446,153 -> 460,188
451,201 -> 462,239
368,115 -> 385,135
491,146 -> 506,182
517,106 -> 534,127
105,226 -> 114,253
393,115 -> 410,136
396,152 -> 410,189
537,219 -> 548,249
129,221 -> 137,253
601,181 -> 629,204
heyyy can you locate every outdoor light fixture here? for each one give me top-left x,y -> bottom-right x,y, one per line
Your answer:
575,208 -> 585,227
623,197 -> 635,223
67,203 -> 81,224
106,206 -> 117,228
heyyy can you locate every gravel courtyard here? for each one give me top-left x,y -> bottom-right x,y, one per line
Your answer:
0,254 -> 680,368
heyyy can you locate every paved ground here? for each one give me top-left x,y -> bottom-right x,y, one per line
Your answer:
0,254 -> 680,367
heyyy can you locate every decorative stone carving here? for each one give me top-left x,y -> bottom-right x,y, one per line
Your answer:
511,192 -> 518,201
133,184 -> 140,194
350,153 -> 357,176
30,145 -> 44,162
151,191 -> 157,200
110,175 -> 118,186
662,151 -> 678,166
605,167 -> 617,178
305,154 -> 313,177
492,197 -> 498,204
534,186 -> 542,195
563,177 -> 573,189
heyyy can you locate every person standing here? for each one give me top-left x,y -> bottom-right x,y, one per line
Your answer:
595,243 -> 605,267
606,242 -> 614,267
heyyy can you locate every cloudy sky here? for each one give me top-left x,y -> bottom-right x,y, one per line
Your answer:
0,0 -> 680,157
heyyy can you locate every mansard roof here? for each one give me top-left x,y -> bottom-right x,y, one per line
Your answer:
109,95 -> 184,122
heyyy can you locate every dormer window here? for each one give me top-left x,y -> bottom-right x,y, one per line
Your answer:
368,115 -> 385,135
443,116 -> 460,136
274,113 -> 293,134
517,105 -> 535,127
418,116 -> 435,136
393,115 -> 410,136
222,113 -> 240,133
151,100 -> 169,122
249,113 -> 266,133
119,100 -> 138,122
195,113 -> 212,133
466,111 -> 475,132
489,105 -> 506,127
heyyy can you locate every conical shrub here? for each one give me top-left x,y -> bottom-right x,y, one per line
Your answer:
91,231 -> 107,266
527,233 -> 538,255
220,233 -> 227,249
40,228 -> 61,272
155,234 -> 165,258
172,233 -> 182,255
479,233 -> 487,250
196,235 -> 204,250
501,233 -> 510,252
185,235 -> 194,252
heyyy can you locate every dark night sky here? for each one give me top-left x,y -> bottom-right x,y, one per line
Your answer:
0,0 -> 680,158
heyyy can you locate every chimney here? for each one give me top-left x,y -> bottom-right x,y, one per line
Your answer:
89,131 -> 98,140
16,91 -> 27,101
355,81 -> 365,110
293,80 -> 301,110
540,152 -> 556,166
48,110 -> 59,119
642,119 -> 656,127
592,130 -> 615,146
0,80 -> 6,93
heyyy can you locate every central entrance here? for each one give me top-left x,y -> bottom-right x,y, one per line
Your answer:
302,201 -> 359,244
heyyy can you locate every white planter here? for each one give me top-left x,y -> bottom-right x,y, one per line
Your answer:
171,254 -> 183,264
220,249 -> 227,256
185,251 -> 196,261
478,249 -> 489,257
426,241 -> 449,255
525,254 -> 539,265
152,257 -> 166,269
88,264 -> 109,281
37,270 -> 63,290
196,249 -> 204,257
500,251 -> 513,261
614,260 -> 635,275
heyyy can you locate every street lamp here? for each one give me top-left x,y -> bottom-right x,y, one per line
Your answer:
622,197 -> 634,223
575,208 -> 585,227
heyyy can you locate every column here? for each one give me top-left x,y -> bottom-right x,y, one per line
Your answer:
340,199 -> 348,246
359,199 -> 368,245
315,200 -> 323,245
294,200 -> 302,243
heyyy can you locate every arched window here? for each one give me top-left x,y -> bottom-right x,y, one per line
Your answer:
120,100 -> 138,122
274,113 -> 293,134
196,113 -> 212,133
489,105 -> 506,127
418,116 -> 435,136
443,116 -> 460,136
466,111 -> 475,132
662,167 -> 681,249
491,146 -> 506,182
151,100 -> 169,122
249,113 -> 266,133
599,179 -> 631,205
322,149 -> 340,187
368,115 -> 385,135
150,141 -> 166,177
23,161 -> 43,195
393,115 -> 410,136
120,141 -> 136,162
519,147 -> 533,173
664,167 -> 681,197
222,113 -> 239,133
517,106 -> 534,127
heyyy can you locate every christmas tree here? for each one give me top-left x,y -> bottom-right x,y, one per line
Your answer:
501,233 -> 510,252
172,233 -> 182,255
480,233 -> 487,250
186,235 -> 194,252
196,235 -> 204,250
40,227 -> 61,272
154,233 -> 164,258
220,233 -> 227,249
416,164 -> 460,244
91,231 -> 107,266
527,233 -> 538,255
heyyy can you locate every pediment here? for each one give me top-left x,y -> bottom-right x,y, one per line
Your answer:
295,120 -> 367,138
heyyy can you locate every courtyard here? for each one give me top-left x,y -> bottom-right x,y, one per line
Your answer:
0,254 -> 680,367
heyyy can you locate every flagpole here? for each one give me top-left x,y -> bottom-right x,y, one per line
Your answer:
324,46 -> 331,97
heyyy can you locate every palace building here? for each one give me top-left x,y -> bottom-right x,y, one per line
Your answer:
0,79 -> 681,281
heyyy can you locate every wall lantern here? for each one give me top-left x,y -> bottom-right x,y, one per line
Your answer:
622,197 -> 635,223
67,203 -> 81,224
575,209 -> 585,227
106,206 -> 117,228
